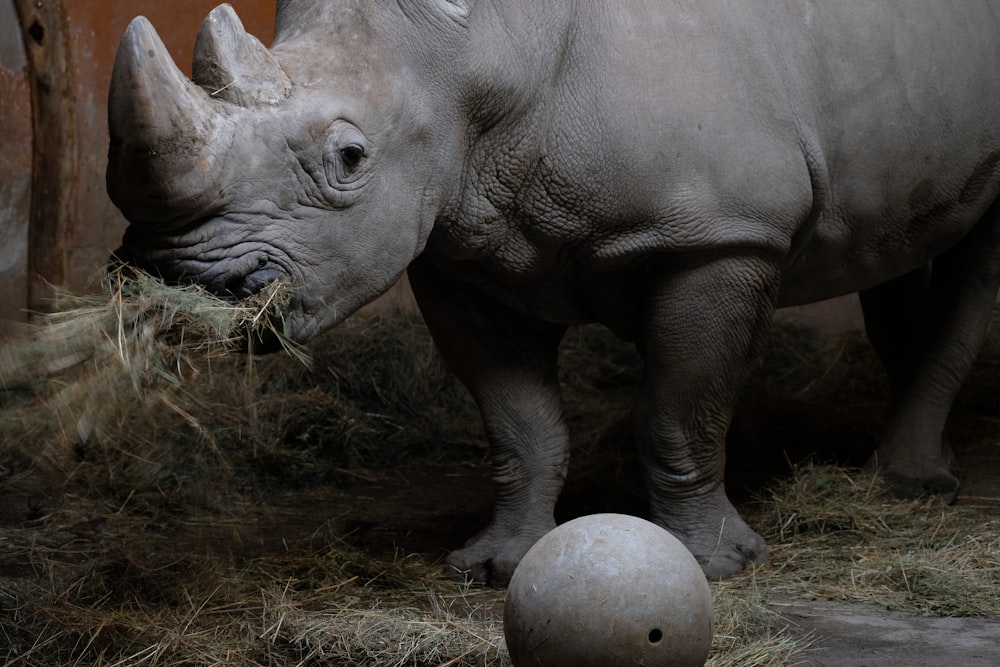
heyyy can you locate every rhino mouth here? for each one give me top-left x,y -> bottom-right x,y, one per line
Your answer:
110,245 -> 296,354
115,244 -> 286,296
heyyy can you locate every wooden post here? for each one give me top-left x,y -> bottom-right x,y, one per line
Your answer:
14,0 -> 77,312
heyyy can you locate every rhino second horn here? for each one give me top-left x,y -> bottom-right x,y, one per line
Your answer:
107,16 -> 226,226
193,3 -> 292,107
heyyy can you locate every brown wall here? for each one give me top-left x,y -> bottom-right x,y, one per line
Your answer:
0,0 -> 275,329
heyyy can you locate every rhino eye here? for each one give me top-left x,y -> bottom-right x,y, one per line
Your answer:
322,121 -> 372,195
340,144 -> 366,169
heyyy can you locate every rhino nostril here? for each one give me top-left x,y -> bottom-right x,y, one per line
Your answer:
225,278 -> 254,300
225,265 -> 285,300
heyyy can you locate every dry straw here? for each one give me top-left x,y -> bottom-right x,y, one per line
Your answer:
0,266 -> 305,468
751,464 -> 1000,617
1,274 -> 998,666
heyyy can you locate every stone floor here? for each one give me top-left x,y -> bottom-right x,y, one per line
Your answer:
777,600 -> 1000,666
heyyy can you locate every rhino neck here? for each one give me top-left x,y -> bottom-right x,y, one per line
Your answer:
461,3 -> 576,129
423,2 -> 582,255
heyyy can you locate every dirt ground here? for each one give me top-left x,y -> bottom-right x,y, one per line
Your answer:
80,432 -> 992,666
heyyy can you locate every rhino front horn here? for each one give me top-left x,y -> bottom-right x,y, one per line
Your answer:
107,16 -> 227,226
193,4 -> 292,107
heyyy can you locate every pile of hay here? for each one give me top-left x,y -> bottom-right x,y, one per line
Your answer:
0,270 -> 486,517
750,464 -> 1000,617
0,267 -> 303,471
1,273 -> 998,666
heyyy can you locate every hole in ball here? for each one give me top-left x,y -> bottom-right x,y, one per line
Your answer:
648,628 -> 664,644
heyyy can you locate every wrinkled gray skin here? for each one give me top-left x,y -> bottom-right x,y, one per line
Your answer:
107,0 -> 1000,583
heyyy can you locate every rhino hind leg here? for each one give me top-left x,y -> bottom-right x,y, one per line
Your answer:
860,202 -> 1000,502
858,265 -> 959,499
408,258 -> 570,586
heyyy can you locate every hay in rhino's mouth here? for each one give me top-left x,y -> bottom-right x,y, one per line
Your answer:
113,239 -> 293,301
106,261 -> 299,354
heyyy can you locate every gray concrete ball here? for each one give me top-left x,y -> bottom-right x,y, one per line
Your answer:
503,513 -> 713,666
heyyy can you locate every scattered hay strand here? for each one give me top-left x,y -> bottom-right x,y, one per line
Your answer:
709,575 -> 812,667
284,597 -> 507,666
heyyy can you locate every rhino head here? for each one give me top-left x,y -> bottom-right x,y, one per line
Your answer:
107,0 -> 471,342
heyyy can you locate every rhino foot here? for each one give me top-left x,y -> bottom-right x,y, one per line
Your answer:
655,493 -> 767,580
868,439 -> 960,504
871,455 -> 960,504
445,520 -> 555,586
882,470 -> 960,504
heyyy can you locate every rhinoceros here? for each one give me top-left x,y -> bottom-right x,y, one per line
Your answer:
106,0 -> 1000,582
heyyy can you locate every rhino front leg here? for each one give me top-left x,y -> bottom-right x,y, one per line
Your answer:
408,257 -> 569,586
860,204 -> 1000,502
636,256 -> 778,579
